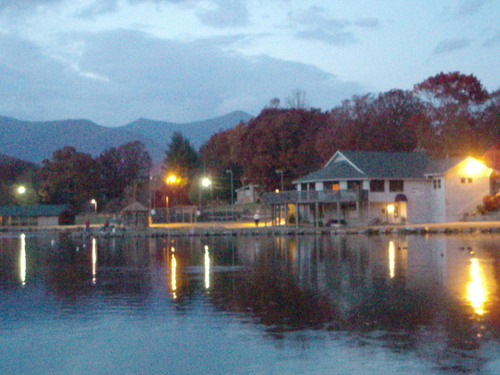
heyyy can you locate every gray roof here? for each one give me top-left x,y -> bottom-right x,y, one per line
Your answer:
295,150 -> 462,183
424,157 -> 464,175
0,205 -> 71,217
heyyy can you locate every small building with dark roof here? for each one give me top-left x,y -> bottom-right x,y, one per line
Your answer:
120,201 -> 149,229
0,205 -> 74,226
263,150 -> 494,225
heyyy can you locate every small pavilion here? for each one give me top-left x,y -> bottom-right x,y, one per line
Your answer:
120,201 -> 149,229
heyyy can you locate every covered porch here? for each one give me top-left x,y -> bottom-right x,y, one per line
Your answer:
262,190 -> 368,227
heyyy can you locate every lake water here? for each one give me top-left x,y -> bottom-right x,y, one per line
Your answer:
0,232 -> 498,374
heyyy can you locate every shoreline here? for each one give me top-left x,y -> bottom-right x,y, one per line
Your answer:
1,220 -> 499,238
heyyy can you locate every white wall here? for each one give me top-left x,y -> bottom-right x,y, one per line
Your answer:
38,216 -> 59,226
443,158 -> 492,221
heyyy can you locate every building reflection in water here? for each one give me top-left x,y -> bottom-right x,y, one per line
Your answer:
170,247 -> 177,299
92,237 -> 97,285
19,233 -> 26,286
467,258 -> 487,316
204,245 -> 210,290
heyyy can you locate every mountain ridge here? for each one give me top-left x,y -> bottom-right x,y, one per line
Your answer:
0,111 -> 252,163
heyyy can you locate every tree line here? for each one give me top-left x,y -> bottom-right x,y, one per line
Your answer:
199,72 -> 498,194
1,141 -> 152,212
1,71 -> 498,212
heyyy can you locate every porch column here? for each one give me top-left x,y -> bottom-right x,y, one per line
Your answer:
314,202 -> 319,228
295,203 -> 299,228
284,204 -> 288,227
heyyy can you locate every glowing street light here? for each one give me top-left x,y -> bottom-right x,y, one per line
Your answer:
166,174 -> 179,184
90,199 -> 97,213
199,177 -> 212,208
17,185 -> 26,195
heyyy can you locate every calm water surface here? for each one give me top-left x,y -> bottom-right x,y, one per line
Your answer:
0,232 -> 498,374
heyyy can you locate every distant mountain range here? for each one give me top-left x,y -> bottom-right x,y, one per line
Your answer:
0,111 -> 252,163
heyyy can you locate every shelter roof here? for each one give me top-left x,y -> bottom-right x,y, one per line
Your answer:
0,205 -> 71,217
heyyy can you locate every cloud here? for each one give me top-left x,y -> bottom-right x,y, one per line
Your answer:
287,6 -> 379,46
456,0 -> 490,16
74,0 -> 119,18
483,31 -> 500,47
432,39 -> 470,55
196,0 -> 249,28
0,29 -> 363,125
0,0 -> 63,12
354,18 -> 380,28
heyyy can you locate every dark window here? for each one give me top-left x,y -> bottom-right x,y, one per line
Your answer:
389,180 -> 404,192
347,181 -> 361,191
460,178 -> 466,184
370,179 -> 385,192
468,178 -> 473,183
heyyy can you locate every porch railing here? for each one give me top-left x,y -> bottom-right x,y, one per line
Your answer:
263,190 -> 368,205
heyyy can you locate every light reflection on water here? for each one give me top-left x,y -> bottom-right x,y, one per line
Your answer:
0,233 -> 498,374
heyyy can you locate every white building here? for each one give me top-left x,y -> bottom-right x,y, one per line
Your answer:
264,150 -> 494,225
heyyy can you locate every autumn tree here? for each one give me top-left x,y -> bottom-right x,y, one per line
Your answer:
414,72 -> 492,157
236,108 -> 328,190
97,141 -> 152,209
38,146 -> 100,212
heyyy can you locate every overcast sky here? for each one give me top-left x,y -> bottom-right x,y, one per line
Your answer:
0,0 -> 498,126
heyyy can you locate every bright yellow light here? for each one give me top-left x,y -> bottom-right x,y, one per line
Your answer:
388,241 -> 395,279
166,175 -> 179,184
462,157 -> 489,176
201,177 -> 211,187
92,238 -> 97,284
17,186 -> 26,194
20,233 -> 26,286
387,204 -> 395,214
466,258 -> 486,315
171,253 -> 177,299
275,189 -> 280,193
204,245 -> 210,289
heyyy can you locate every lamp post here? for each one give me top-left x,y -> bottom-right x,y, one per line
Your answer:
225,169 -> 234,205
165,174 -> 179,223
199,177 -> 212,208
275,170 -> 284,192
90,199 -> 97,213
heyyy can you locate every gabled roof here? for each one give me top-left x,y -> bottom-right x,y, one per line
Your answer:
295,150 -> 432,183
0,205 -> 71,217
122,201 -> 148,212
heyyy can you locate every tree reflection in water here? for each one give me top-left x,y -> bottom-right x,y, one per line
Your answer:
0,233 -> 498,374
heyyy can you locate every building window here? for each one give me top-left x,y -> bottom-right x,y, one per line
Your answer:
324,181 -> 340,190
347,181 -> 361,191
460,177 -> 473,184
370,179 -> 385,192
389,180 -> 404,192
433,179 -> 441,189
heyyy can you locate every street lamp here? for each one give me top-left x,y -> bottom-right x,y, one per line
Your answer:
275,170 -> 284,192
199,177 -> 212,207
17,185 -> 26,195
90,199 -> 97,213
225,169 -> 234,205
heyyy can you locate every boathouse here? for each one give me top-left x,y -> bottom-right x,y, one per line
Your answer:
0,205 -> 74,226
263,150 -> 493,226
